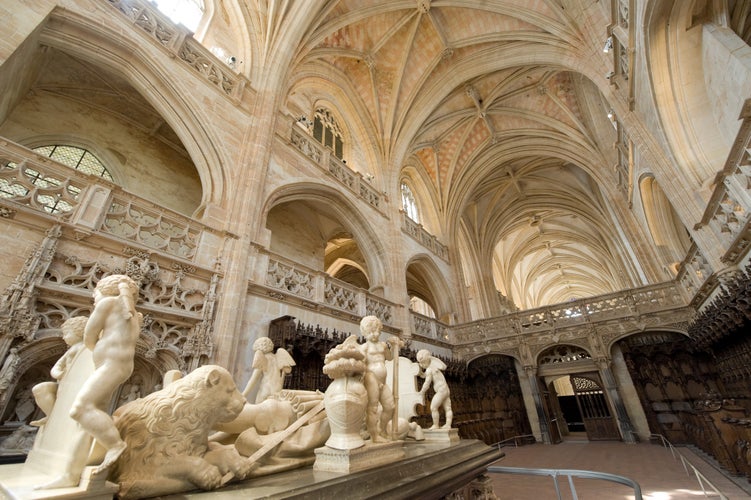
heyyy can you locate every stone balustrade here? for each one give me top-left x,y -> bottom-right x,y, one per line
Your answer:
107,0 -> 246,101
290,126 -> 386,215
411,311 -> 451,343
263,252 -> 395,327
401,212 -> 449,261
0,138 -> 221,263
452,280 -> 689,345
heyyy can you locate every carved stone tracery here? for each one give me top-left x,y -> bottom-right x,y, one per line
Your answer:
0,225 -> 221,424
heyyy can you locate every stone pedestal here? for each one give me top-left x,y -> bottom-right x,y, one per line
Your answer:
0,348 -> 119,498
313,440 -> 405,473
0,464 -> 118,499
423,427 -> 460,443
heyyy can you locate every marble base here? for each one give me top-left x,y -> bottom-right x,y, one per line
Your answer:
313,440 -> 405,473
158,439 -> 503,499
0,464 -> 119,500
422,427 -> 460,443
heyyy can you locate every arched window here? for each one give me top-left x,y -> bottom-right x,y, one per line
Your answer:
1,145 -> 112,214
151,0 -> 204,32
401,182 -> 419,223
34,145 -> 113,181
312,108 -> 343,160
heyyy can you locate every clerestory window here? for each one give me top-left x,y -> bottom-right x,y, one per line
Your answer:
401,182 -> 420,223
312,108 -> 344,160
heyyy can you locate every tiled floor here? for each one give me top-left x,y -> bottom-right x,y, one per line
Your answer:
487,436 -> 751,499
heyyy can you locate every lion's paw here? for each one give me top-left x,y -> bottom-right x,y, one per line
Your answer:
194,466 -> 223,490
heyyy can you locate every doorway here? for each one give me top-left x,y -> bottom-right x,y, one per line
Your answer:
550,375 -> 620,441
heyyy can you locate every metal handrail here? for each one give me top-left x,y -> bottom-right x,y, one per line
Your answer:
487,465 -> 643,500
491,434 -> 536,450
650,433 -> 729,499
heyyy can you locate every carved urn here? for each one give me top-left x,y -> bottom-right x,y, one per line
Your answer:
322,336 -> 367,450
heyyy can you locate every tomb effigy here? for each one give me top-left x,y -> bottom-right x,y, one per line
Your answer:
0,313 -> 501,499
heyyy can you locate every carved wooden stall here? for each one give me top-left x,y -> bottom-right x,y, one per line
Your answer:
619,264 -> 751,481
423,354 -> 531,445
618,331 -> 716,444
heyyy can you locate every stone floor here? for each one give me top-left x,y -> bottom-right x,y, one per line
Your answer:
487,435 -> 751,500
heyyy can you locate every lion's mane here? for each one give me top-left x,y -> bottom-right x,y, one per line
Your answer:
111,365 -> 243,482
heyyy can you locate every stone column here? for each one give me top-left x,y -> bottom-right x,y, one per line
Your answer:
596,357 -> 636,443
524,365 -> 551,444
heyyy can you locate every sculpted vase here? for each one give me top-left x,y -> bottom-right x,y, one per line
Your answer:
323,374 -> 367,450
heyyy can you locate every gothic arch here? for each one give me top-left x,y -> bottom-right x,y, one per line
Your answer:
405,254 -> 455,323
36,8 -> 229,214
643,1 -> 748,189
262,183 -> 388,291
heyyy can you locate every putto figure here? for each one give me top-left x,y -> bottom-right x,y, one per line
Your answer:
241,336 -> 295,403
416,349 -> 453,430
69,274 -> 142,473
358,315 -> 401,442
30,316 -> 88,427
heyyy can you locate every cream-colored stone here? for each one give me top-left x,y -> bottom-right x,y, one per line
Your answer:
110,364 -> 248,499
416,349 -> 453,430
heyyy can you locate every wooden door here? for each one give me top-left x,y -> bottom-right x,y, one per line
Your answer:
539,378 -> 562,444
571,374 -> 620,441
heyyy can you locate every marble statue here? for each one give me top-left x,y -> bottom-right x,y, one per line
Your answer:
111,364 -> 250,499
241,336 -> 295,403
228,389 -> 329,475
30,316 -> 88,427
69,274 -> 142,474
417,349 -> 453,429
358,315 -> 402,442
385,355 -> 423,423
321,334 -> 368,449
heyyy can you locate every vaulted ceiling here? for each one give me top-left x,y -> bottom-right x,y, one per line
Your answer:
280,1 -> 641,309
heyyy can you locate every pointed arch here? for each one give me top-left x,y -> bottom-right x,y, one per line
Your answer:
37,8 -> 230,214
405,253 -> 456,323
262,182 -> 388,290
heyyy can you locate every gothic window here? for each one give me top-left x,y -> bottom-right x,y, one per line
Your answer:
401,182 -> 420,223
0,145 -> 112,214
312,108 -> 344,160
151,0 -> 204,31
34,145 -> 113,181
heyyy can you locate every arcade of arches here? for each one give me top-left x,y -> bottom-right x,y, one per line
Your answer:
3,0 -> 751,484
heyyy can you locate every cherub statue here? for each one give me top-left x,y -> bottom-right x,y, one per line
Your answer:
69,274 -> 142,474
241,336 -> 295,403
30,316 -> 88,426
416,349 -> 453,430
358,315 -> 401,442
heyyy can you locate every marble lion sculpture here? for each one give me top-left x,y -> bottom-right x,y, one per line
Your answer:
109,365 -> 251,499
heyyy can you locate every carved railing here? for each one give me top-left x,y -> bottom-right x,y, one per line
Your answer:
289,126 -> 385,215
411,311 -> 451,343
0,139 -> 219,262
106,0 -> 246,101
452,281 -> 689,344
263,253 -> 395,326
401,212 -> 449,261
